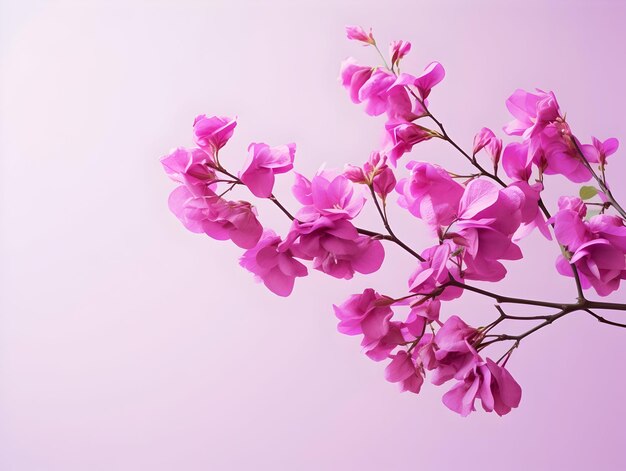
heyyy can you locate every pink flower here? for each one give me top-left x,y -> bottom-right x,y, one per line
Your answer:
372,165 -> 397,199
553,202 -> 626,296
502,89 -> 595,183
292,171 -> 366,221
385,350 -> 424,394
502,141 -> 534,182
408,242 -> 463,301
344,152 -> 397,199
558,239 -> 626,295
552,196 -> 589,250
503,88 -> 560,138
334,288 -> 393,337
389,40 -> 411,66
364,322 -> 406,361
239,230 -> 308,297
340,59 -> 374,105
288,216 -> 384,279
239,142 -> 296,198
416,333 -> 438,370
430,315 -> 479,385
345,25 -> 375,45
413,61 -> 446,100
384,122 -> 436,165
581,136 -> 619,167
168,185 -> 262,249
472,127 -> 502,170
193,115 -> 237,154
533,126 -> 592,182
333,289 -> 404,361
385,84 -> 424,121
358,68 -> 398,116
442,358 -> 522,417
504,127 -> 593,183
396,161 -> 464,230
455,180 -> 525,282
391,62 -> 445,101
340,60 -> 421,120
405,299 -> 441,337
161,147 -> 217,194
509,181 -> 551,241
558,195 -> 587,217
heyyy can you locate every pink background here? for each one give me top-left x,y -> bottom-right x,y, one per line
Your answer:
2,1 -> 625,469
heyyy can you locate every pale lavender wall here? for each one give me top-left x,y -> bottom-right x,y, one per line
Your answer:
1,1 -> 625,470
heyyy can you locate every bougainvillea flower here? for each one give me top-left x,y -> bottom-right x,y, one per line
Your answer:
389,40 -> 411,66
239,142 -> 296,197
358,68 -> 398,116
557,195 -> 587,217
391,63 -> 446,102
413,61 -> 445,100
385,84 -> 423,121
473,127 -> 502,170
161,147 -> 217,194
333,288 -> 393,335
193,115 -> 237,154
340,58 -> 374,105
551,197 -> 589,250
533,127 -> 592,183
240,230 -> 308,296
384,122 -> 437,165
455,180 -> 525,281
509,181 -> 551,241
344,152 -> 397,199
345,25 -> 375,45
554,204 -> 626,295
168,185 -> 262,249
416,333 -> 438,371
502,141 -> 534,182
558,239 -> 626,296
292,171 -> 366,221
396,161 -> 464,230
364,321 -> 406,361
372,165 -> 397,199
287,216 -> 384,279
503,88 -> 560,138
430,315 -> 479,385
405,299 -> 441,338
588,215 -> 626,252
333,290 -> 403,360
581,136 -> 619,167
385,350 -> 424,394
442,358 -> 522,417
408,242 -> 463,301
340,60 -> 423,120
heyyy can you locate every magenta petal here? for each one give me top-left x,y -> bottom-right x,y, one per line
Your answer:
263,269 -> 295,297
385,351 -> 415,383
414,61 -> 445,99
458,179 -> 500,219
241,167 -> 275,198
351,239 -> 385,274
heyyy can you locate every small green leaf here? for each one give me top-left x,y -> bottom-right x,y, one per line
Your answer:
579,186 -> 598,200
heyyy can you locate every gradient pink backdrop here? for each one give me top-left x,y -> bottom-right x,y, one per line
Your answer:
2,1 -> 626,469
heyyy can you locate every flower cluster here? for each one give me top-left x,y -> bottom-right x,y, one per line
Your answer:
552,197 -> 626,295
161,113 -> 386,296
334,292 -> 521,416
161,25 -> 625,417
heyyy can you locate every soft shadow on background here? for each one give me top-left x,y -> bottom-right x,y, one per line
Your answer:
1,0 -> 625,470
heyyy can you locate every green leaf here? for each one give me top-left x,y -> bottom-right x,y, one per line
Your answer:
579,186 -> 598,200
